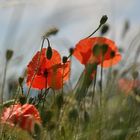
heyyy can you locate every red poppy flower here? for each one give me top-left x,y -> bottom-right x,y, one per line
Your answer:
73,37 -> 122,68
1,104 -> 41,133
118,78 -> 140,94
26,48 -> 70,90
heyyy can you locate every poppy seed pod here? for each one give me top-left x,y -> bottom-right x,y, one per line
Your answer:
6,49 -> 13,61
46,46 -> 52,59
100,15 -> 108,25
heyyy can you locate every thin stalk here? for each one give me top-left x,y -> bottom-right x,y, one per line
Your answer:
86,24 -> 101,38
42,89 -> 49,108
26,38 -> 45,98
99,57 -> 104,140
61,64 -> 65,95
91,67 -> 98,105
1,60 -> 8,104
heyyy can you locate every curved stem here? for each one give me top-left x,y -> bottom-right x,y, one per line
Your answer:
86,24 -> 101,38
26,38 -> 45,98
46,38 -> 51,47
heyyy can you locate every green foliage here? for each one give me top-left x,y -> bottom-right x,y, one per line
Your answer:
0,124 -> 32,140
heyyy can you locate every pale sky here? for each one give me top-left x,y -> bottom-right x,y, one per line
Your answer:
0,0 -> 140,84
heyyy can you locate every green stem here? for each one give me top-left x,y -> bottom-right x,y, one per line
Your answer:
99,57 -> 104,140
92,67 -> 98,104
1,60 -> 8,104
26,37 -> 45,98
86,24 -> 101,38
61,64 -> 65,96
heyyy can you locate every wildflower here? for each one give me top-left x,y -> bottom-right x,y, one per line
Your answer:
1,104 -> 41,133
73,37 -> 122,68
26,48 -> 70,90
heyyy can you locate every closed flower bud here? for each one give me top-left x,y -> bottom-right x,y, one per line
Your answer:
43,27 -> 59,38
100,15 -> 108,25
19,95 -> 27,105
6,49 -> 13,61
46,46 -> 52,60
18,77 -> 24,85
100,24 -> 109,35
62,56 -> 68,63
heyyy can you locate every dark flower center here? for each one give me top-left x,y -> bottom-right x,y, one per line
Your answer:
44,69 -> 48,77
110,51 -> 115,58
92,43 -> 108,57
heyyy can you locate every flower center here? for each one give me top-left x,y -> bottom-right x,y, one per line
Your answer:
43,69 -> 48,77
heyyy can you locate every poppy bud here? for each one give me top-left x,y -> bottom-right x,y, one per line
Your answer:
43,27 -> 59,38
62,56 -> 68,63
100,24 -> 109,35
46,46 -> 52,60
6,49 -> 13,61
19,94 -> 27,105
28,97 -> 34,104
69,47 -> 74,55
18,77 -> 24,85
100,15 -> 108,25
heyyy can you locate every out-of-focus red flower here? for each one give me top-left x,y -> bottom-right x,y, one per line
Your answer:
118,78 -> 140,94
1,104 -> 41,133
73,37 -> 122,68
26,48 -> 70,90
